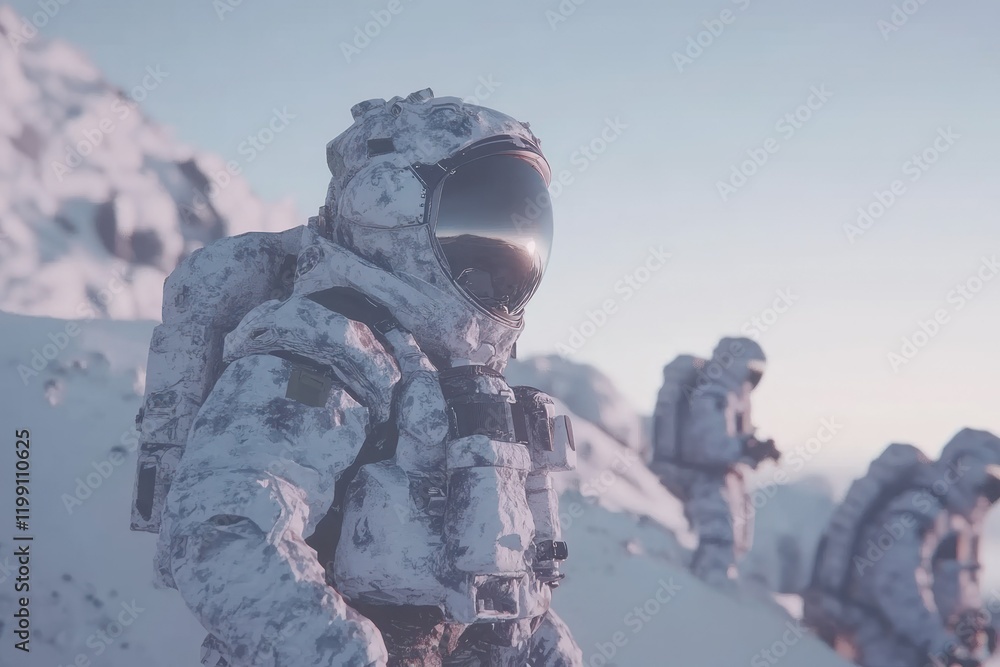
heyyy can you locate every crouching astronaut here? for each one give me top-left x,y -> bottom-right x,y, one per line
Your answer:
149,90 -> 583,666
805,428 -> 1000,667
650,337 -> 777,587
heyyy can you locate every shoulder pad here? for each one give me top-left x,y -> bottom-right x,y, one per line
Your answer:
223,295 -> 400,422
163,227 -> 302,327
884,487 -> 944,525
690,381 -> 728,398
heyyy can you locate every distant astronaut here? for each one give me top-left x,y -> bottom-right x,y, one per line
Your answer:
804,428 -> 1000,667
130,89 -> 582,666
650,337 -> 778,587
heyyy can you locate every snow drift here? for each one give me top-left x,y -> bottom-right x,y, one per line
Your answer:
0,310 -> 852,666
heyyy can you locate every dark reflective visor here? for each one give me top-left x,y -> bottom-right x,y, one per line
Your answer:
985,465 -> 1000,504
433,154 -> 553,318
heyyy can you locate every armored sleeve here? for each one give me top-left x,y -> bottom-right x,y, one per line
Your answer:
931,531 -> 966,626
681,389 -> 744,468
867,505 -> 955,660
159,353 -> 388,667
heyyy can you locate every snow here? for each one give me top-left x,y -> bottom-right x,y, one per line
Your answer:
0,310 -> 852,666
742,475 -> 837,594
0,313 -> 205,666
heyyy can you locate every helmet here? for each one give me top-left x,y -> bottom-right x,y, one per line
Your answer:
318,89 -> 552,367
708,337 -> 767,391
935,428 -> 1000,515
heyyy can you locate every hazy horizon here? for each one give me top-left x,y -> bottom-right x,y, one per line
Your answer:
8,0 -> 999,474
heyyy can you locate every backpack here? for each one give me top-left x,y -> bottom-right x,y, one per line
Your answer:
130,225 -> 304,533
650,354 -> 705,467
803,442 -> 931,639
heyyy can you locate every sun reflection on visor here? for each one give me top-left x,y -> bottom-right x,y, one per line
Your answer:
433,153 -> 553,319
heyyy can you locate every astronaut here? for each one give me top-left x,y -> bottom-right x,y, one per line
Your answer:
804,428 -> 1000,667
649,337 -> 777,587
132,89 -> 582,666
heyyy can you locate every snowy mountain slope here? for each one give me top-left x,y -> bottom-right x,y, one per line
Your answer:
507,355 -> 650,457
742,475 -> 837,595
0,5 -> 296,321
0,311 -> 852,666
0,313 -> 203,666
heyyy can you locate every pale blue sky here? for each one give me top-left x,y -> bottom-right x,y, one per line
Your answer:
12,0 -> 1000,475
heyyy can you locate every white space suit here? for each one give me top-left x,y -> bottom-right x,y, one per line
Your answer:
139,89 -> 582,667
650,337 -> 774,587
805,428 -> 1000,667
